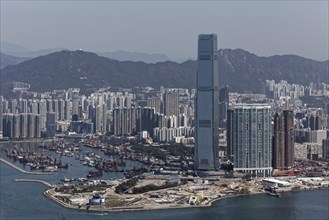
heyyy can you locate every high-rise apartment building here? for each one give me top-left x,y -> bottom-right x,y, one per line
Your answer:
195,34 -> 219,170
20,113 -> 28,138
272,111 -> 294,169
39,99 -> 47,132
226,109 -> 234,159
322,138 -> 329,159
72,88 -> 80,121
232,104 -> 272,176
147,96 -> 161,113
46,112 -> 56,137
163,92 -> 179,116
64,99 -> 71,120
2,113 -> 41,138
219,86 -> 229,128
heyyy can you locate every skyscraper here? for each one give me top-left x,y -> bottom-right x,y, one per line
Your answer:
195,34 -> 219,170
232,104 -> 272,176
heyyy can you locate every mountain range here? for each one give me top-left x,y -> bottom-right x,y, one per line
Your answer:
0,48 -> 328,97
0,42 -> 186,63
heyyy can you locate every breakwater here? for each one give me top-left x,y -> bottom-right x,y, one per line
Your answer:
15,178 -> 53,187
0,157 -> 51,175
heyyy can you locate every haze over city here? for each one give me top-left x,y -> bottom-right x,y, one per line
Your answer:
1,1 -> 328,61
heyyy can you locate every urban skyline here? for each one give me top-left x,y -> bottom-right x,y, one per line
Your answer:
0,7 -> 328,216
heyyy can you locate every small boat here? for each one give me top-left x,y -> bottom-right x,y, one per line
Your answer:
61,177 -> 72,182
265,188 -> 281,197
78,177 -> 88,182
87,171 -> 102,178
43,166 -> 58,172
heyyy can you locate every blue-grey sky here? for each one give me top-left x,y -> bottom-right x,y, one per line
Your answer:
1,1 -> 328,61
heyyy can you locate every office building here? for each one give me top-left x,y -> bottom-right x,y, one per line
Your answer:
195,34 -> 219,170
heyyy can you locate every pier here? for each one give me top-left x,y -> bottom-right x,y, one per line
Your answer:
15,179 -> 53,187
0,157 -> 51,175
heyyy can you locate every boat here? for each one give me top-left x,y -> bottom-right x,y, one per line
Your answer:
265,188 -> 281,197
61,177 -> 72,182
43,166 -> 58,172
87,171 -> 102,178
57,163 -> 69,169
78,177 -> 88,182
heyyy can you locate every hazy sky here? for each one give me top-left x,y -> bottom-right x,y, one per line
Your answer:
1,1 -> 328,61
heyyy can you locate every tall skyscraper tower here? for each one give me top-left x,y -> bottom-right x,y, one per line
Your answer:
195,34 -> 219,170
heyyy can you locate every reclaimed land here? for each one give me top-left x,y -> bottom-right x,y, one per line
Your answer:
3,158 -> 329,213
42,177 -> 329,213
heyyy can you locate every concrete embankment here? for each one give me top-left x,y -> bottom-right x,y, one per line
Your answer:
0,157 -> 51,175
15,179 -> 53,187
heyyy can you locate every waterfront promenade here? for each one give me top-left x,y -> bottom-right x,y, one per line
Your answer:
0,157 -> 51,175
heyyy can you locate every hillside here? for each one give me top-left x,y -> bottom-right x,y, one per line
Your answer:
0,49 -> 328,96
99,50 -> 171,63
0,50 -> 195,95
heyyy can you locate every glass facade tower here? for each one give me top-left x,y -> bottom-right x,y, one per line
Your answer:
195,34 -> 219,170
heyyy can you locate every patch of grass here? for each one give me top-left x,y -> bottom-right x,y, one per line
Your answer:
105,195 -> 127,207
